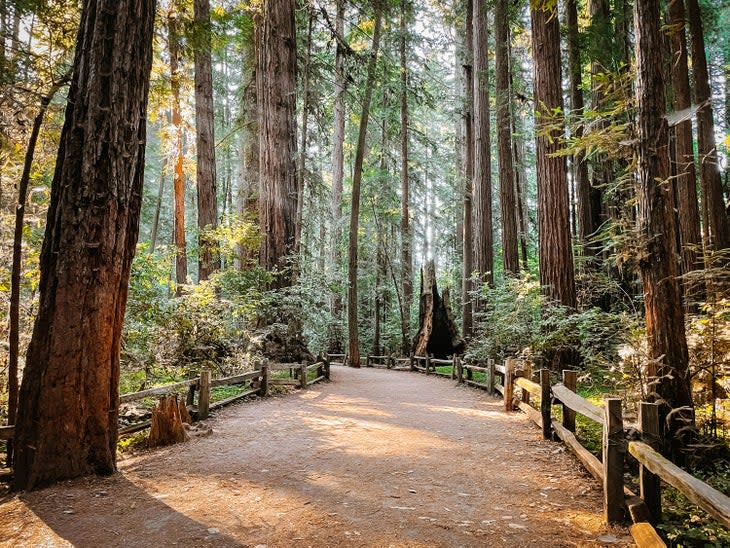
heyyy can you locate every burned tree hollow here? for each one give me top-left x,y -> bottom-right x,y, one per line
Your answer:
413,260 -> 466,359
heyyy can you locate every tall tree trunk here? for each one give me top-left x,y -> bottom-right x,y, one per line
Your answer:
531,1 -> 576,308
588,0 -> 609,242
7,77 -> 67,466
472,0 -> 492,285
566,0 -> 592,253
296,10 -> 314,256
150,158 -> 166,252
634,0 -> 693,448
257,0 -> 298,288
399,0 -> 412,356
14,0 -> 155,490
686,0 -> 730,254
238,18 -> 258,266
169,11 -> 187,294
347,0 -> 383,368
462,0 -> 474,337
667,0 -> 703,293
194,0 -> 219,281
331,0 -> 346,320
495,0 -> 518,276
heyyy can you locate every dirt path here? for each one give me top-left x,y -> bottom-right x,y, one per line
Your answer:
1,366 -> 632,547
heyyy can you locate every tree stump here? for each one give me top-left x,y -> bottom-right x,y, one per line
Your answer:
412,260 -> 466,358
148,395 -> 189,448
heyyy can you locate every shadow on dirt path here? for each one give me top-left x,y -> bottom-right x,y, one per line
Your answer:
0,366 -> 632,547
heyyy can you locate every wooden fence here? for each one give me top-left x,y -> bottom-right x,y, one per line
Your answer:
363,353 -> 730,546
3,360 -> 330,443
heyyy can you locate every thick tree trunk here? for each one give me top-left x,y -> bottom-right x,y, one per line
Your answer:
566,0 -> 592,253
194,0 -> 219,281
331,0 -> 346,320
347,0 -> 383,368
399,0 -> 412,356
667,0 -> 703,297
257,0 -> 298,288
462,0 -> 474,338
634,0 -> 694,447
13,0 -> 155,491
169,12 -> 187,294
495,0 -> 518,276
686,0 -> 730,254
531,2 -> 576,308
472,0 -> 492,285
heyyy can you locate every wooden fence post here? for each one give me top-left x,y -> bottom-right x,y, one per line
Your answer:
425,355 -> 431,375
488,358 -> 495,395
186,382 -> 196,407
300,363 -> 307,389
324,359 -> 331,380
198,369 -> 211,420
540,369 -> 552,440
639,402 -> 662,525
457,357 -> 464,383
603,398 -> 625,524
504,359 -> 515,412
451,356 -> 456,380
562,370 -> 577,433
366,355 -> 371,368
410,355 -> 415,371
520,360 -> 532,404
259,364 -> 269,397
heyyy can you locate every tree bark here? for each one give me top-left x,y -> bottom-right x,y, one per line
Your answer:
399,0 -> 412,356
150,158 -> 166,252
257,0 -> 298,288
667,0 -> 703,295
531,2 -> 576,308
634,0 -> 694,444
331,0 -> 346,320
566,0 -> 592,252
169,11 -> 187,294
472,0 -> 492,285
194,0 -> 219,281
462,0 -> 474,337
296,9 -> 314,256
347,0 -> 383,368
495,0 -> 518,276
686,0 -> 730,254
13,0 -> 156,490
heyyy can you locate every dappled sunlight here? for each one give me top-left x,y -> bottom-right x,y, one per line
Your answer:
400,402 -> 511,421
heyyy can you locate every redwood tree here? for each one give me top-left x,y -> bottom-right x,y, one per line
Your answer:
494,0 -> 518,275
257,0 -> 298,287
472,0 -> 493,285
194,0 -> 219,281
13,0 -> 156,490
634,0 -> 693,439
462,0 -> 474,337
531,1 -> 576,307
399,0 -> 412,355
347,0 -> 383,368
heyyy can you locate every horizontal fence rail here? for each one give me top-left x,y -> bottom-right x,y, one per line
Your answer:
3,359 -> 330,448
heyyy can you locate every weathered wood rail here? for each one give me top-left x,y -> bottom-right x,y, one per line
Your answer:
364,352 -> 730,546
2,360 -> 330,446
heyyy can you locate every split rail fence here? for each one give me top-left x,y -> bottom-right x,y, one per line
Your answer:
2,360 -> 330,444
350,352 -> 730,547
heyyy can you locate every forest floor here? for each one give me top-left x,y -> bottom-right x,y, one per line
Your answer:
0,366 -> 634,547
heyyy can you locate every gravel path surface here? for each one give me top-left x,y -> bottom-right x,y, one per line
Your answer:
0,366 -> 632,547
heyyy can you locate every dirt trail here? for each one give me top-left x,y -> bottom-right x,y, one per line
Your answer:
1,366 -> 632,547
